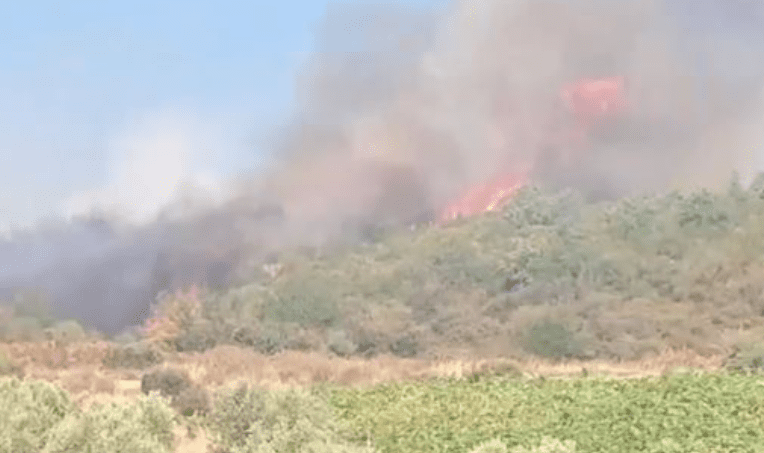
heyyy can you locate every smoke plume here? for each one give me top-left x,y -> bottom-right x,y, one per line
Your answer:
1,0 -> 763,335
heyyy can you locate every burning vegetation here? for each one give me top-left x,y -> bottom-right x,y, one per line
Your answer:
1,0 -> 764,361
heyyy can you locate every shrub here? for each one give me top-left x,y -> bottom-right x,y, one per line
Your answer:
141,367 -> 192,399
141,367 -> 210,417
502,186 -> 582,232
723,343 -> 764,373
174,319 -> 218,353
328,330 -> 357,357
390,335 -> 418,358
172,386 -> 211,417
42,395 -> 176,453
102,341 -> 165,369
263,273 -> 341,328
208,383 -> 375,453
0,378 -> 77,453
232,325 -> 258,348
142,285 -> 205,348
252,322 -> 291,355
523,321 -> 582,360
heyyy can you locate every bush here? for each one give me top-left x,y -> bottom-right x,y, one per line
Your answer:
0,378 -> 77,453
263,274 -> 341,328
102,341 -> 165,369
390,335 -> 418,358
254,322 -> 294,355
172,386 -> 211,417
328,330 -> 357,357
141,367 -> 192,399
723,343 -> 764,373
42,395 -> 176,453
523,321 -> 582,360
208,383 -> 375,453
0,376 -> 176,453
142,285 -> 205,349
502,186 -> 582,231
232,325 -> 258,348
174,319 -> 218,353
140,366 -> 210,416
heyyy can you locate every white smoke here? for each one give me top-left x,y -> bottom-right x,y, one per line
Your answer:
61,107 -> 236,225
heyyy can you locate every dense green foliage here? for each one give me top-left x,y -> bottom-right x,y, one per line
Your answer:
207,383 -> 376,453
0,378 -> 75,453
0,377 -> 176,453
42,397 -> 176,453
330,372 -> 764,453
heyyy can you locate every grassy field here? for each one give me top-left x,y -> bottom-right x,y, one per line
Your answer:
331,371 -> 764,453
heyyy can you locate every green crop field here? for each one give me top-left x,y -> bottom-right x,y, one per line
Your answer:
330,372 -> 764,453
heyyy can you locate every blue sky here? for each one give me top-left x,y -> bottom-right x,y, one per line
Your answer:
0,0 -> 761,230
0,0 -> 448,229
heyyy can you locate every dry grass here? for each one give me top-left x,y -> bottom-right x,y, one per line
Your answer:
59,367 -> 98,395
1,339 -> 725,387
507,346 -> 724,379
0,340 -> 111,368
0,340 -> 728,453
166,344 -> 723,391
0,340 -> 726,392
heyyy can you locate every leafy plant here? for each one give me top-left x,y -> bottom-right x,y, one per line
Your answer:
102,341 -> 165,369
42,395 -> 176,453
523,321 -> 582,360
208,383 -> 375,453
0,378 -> 77,453
263,274 -> 341,328
723,343 -> 764,373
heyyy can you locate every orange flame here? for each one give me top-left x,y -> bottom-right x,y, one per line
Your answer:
438,173 -> 527,224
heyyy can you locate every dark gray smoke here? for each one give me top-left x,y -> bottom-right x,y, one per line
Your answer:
1,0 -> 763,336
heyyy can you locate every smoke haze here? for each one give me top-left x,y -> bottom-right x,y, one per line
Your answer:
2,0 -> 763,335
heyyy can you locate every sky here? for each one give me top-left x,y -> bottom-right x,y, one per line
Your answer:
1,0 -> 762,231
0,0 -> 447,230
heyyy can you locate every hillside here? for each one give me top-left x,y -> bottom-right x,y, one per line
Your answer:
97,172 -> 764,368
